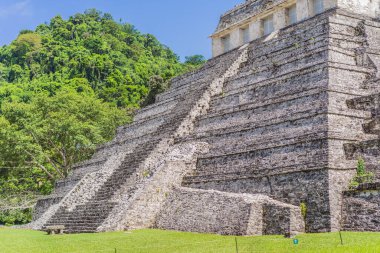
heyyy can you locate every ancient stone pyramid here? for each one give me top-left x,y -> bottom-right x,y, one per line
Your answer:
31,1 -> 380,235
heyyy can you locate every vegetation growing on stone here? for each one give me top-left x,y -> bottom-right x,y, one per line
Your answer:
300,202 -> 307,220
0,9 -> 204,225
349,157 -> 374,189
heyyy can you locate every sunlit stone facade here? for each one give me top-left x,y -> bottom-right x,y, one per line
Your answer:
212,0 -> 380,57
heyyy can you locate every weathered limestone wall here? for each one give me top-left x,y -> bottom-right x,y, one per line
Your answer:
184,10 -> 380,232
155,187 -> 304,236
185,171 -> 331,232
337,27 -> 380,230
343,183 -> 380,231
187,10 -> 332,232
326,10 -> 380,230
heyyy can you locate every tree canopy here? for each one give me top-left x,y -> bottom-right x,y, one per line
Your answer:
0,9 -> 205,224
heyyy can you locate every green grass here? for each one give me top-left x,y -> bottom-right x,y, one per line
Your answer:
0,228 -> 379,253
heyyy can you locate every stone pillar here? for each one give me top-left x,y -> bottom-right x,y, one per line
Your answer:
273,8 -> 287,31
328,170 -> 355,232
250,20 -> 263,40
212,37 -> 223,57
297,0 -> 311,21
230,28 -> 241,50
323,0 -> 337,10
239,25 -> 251,45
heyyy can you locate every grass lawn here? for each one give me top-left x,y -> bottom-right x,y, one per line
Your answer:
0,228 -> 379,253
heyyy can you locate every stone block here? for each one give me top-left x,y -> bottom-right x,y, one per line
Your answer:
155,187 -> 305,236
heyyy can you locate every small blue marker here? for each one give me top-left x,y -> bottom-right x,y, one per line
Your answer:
293,239 -> 299,245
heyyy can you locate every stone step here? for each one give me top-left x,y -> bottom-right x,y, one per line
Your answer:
178,113 -> 327,142
52,208 -> 115,217
47,219 -> 105,225
47,215 -> 111,222
65,230 -> 97,234
203,87 -> 328,121
183,161 -> 326,185
72,157 -> 107,171
78,139 -> 161,201
33,195 -> 64,221
156,80 -> 208,103
196,100 -> 329,136
133,97 -> 178,122
203,131 -> 329,157
169,47 -> 242,89
116,113 -> 167,138
95,131 -> 154,153
193,125 -> 375,159
52,182 -> 82,200
165,68 -> 235,98
193,139 -> 328,178
45,201 -> 117,232
210,64 -> 327,111
232,43 -> 329,86
117,104 -> 197,138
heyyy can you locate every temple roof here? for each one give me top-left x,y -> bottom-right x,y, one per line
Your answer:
214,0 -> 288,35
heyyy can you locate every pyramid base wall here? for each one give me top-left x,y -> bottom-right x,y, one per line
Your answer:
155,187 -> 305,236
343,183 -> 380,232
185,169 -> 339,232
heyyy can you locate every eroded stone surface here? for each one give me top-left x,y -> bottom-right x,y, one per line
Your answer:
343,183 -> 380,231
155,187 -> 304,236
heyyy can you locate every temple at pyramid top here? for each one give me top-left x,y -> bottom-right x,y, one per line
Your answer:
211,0 -> 380,57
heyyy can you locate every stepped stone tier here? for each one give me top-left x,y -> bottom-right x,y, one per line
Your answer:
30,0 -> 380,234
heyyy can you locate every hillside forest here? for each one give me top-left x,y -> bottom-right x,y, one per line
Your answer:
0,9 -> 206,225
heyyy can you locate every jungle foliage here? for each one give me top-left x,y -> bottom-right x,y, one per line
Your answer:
0,9 -> 205,224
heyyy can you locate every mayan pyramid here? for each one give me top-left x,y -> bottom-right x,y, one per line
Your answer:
30,0 -> 380,235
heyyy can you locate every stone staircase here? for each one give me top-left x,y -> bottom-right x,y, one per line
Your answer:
30,45 -> 249,233
33,42 -> 247,222
49,86 -> 211,233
